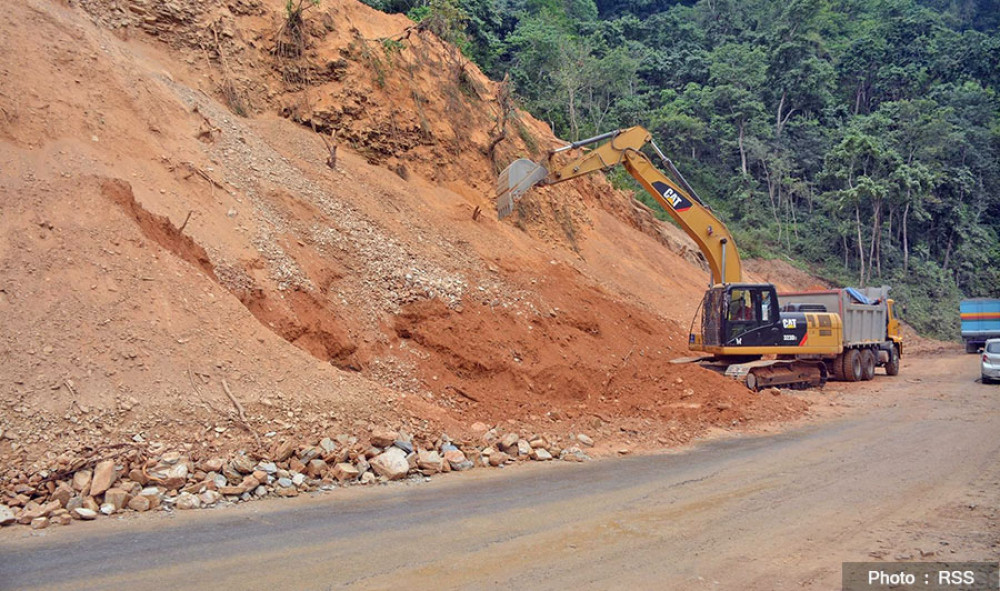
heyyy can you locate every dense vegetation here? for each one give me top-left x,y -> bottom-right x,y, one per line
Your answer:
362,0 -> 1000,339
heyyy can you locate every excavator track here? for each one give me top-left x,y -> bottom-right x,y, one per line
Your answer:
724,359 -> 828,391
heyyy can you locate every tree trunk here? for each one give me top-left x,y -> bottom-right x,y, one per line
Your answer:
942,231 -> 954,273
868,198 -> 881,281
856,203 -> 866,287
738,119 -> 747,176
902,201 -> 910,272
568,86 -> 578,142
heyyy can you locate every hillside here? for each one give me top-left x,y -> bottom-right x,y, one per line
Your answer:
0,0 -> 823,521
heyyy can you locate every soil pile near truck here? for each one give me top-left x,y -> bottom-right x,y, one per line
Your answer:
0,0 -> 823,516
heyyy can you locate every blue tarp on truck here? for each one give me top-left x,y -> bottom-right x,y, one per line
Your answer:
960,298 -> 1000,353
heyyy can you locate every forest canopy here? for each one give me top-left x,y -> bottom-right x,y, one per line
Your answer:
362,0 -> 1000,339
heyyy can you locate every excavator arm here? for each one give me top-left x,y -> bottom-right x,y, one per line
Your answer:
496,127 -> 742,285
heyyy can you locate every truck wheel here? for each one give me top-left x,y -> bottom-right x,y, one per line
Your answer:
860,349 -> 876,381
843,349 -> 862,382
885,346 -> 900,376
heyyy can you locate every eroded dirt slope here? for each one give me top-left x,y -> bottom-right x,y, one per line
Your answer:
1,0 -> 812,494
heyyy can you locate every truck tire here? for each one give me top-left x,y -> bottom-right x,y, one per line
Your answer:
885,345 -> 900,376
860,349 -> 876,381
828,358 -> 845,381
843,349 -> 863,382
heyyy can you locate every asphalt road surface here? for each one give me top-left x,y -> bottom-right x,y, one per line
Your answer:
1,352 -> 998,590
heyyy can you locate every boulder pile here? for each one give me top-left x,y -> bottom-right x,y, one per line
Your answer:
0,426 -> 594,529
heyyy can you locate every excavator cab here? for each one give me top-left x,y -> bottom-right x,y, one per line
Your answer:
696,283 -> 782,352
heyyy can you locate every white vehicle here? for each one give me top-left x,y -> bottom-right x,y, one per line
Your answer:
982,338 -> 1000,384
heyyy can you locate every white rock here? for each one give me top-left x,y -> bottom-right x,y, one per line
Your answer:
370,447 -> 410,480
530,448 -> 553,461
576,433 -> 595,447
175,492 -> 200,510
74,508 -> 98,520
0,505 -> 15,526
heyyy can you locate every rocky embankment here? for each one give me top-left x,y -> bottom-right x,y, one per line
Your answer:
0,425 -> 594,529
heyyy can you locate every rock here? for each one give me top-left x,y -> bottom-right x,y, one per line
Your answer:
199,490 -> 221,506
559,447 -> 589,462
416,450 -> 444,473
530,448 -> 553,461
370,447 -> 410,480
332,463 -> 360,483
31,517 -> 49,530
488,451 -> 510,467
149,462 -> 188,494
516,440 -> 532,457
82,497 -> 100,512
576,433 -> 595,447
161,451 -> 181,465
306,459 -> 328,478
230,454 -> 255,474
128,468 -> 149,486
255,461 -> 278,474
99,503 -> 116,515
127,496 -> 151,512
360,472 -> 376,485
19,500 -> 60,524
103,488 -> 129,511
74,507 -> 98,520
202,458 -> 226,472
0,505 -> 15,526
393,440 -> 414,454
443,450 -> 473,471
291,473 -> 306,487
272,440 -> 296,462
55,513 -> 73,526
222,463 -> 242,485
470,422 -> 489,432
370,428 -> 398,448
90,460 -> 117,497
66,497 -> 83,513
529,436 -> 548,449
174,492 -> 200,510
275,487 -> 299,498
319,437 -> 337,453
276,477 -> 294,489
72,470 -> 92,493
288,458 -> 307,474
50,484 -> 73,508
499,433 -> 520,452
254,486 -> 267,497
252,470 -> 268,483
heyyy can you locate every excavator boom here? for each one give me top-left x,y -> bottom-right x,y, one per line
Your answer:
496,127 -> 742,285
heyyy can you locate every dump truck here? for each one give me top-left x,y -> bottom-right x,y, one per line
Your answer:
961,298 -> 1000,353
496,126 -> 903,390
778,287 -> 902,381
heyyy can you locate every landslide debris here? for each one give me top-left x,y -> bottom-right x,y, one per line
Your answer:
0,0 -> 810,528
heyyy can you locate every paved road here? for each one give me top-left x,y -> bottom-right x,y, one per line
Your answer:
1,352 -> 998,590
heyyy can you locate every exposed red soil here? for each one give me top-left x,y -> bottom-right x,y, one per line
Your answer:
1,0 -> 816,490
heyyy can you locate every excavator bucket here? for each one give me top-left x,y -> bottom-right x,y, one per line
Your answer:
496,159 -> 549,220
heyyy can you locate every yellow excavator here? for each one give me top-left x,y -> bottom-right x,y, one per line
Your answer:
496,126 -> 900,390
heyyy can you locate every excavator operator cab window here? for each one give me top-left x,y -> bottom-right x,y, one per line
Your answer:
726,286 -> 778,342
760,290 -> 775,323
728,289 -> 756,322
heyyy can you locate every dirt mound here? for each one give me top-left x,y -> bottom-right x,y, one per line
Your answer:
0,0 -> 811,497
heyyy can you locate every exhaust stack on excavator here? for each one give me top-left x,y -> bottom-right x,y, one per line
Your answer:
496,159 -> 549,220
